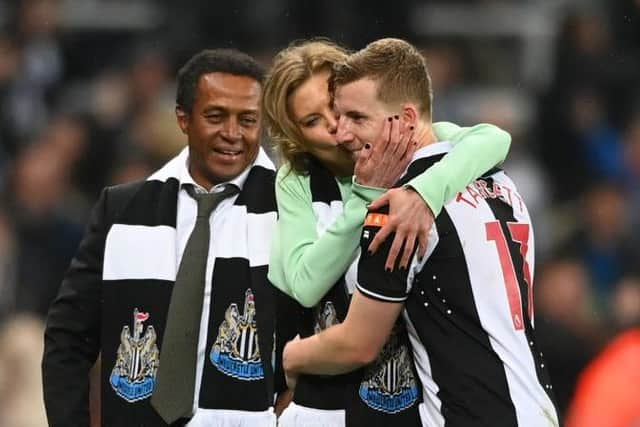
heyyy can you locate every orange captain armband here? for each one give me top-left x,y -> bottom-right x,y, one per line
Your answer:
364,213 -> 388,228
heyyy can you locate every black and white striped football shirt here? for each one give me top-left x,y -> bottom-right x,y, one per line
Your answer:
357,142 -> 559,427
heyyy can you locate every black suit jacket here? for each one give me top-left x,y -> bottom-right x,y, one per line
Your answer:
43,163 -> 297,426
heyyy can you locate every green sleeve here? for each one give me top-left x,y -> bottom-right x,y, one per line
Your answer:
406,121 -> 511,216
268,166 -> 383,308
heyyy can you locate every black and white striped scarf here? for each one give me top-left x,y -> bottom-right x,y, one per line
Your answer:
295,160 -> 423,426
292,160 -> 360,411
100,147 -> 279,423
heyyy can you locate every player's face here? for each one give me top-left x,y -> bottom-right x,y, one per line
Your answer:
334,78 -> 393,161
178,72 -> 261,189
289,69 -> 354,176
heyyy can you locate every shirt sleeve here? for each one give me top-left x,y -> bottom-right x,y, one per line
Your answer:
406,122 -> 511,216
356,206 -> 414,302
267,166 -> 384,308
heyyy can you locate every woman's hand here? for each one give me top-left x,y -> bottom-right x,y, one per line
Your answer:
355,116 -> 416,188
367,186 -> 433,270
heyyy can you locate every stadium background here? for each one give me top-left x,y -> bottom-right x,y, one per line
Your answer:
0,0 -> 639,425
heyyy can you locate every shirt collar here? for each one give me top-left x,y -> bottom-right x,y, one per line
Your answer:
179,151 -> 252,194
411,141 -> 453,162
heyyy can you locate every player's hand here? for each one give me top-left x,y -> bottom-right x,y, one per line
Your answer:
274,388 -> 294,417
367,186 -> 434,270
355,116 -> 416,188
283,335 -> 300,391
284,369 -> 298,391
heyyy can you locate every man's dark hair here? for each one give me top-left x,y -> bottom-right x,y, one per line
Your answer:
176,49 -> 266,113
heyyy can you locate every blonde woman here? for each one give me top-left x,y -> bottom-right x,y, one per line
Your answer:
263,39 -> 511,426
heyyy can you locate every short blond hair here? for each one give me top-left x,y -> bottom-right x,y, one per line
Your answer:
262,39 -> 348,174
331,38 -> 433,119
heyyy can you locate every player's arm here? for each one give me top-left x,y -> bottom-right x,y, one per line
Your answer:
283,209 -> 419,379
367,122 -> 511,269
283,290 -> 403,376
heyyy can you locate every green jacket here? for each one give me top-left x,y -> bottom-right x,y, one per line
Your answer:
268,122 -> 511,307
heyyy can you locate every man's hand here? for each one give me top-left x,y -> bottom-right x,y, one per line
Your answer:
283,335 -> 300,391
367,186 -> 434,270
355,116 -> 416,188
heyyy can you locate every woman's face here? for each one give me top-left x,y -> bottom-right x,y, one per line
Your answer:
289,69 -> 354,176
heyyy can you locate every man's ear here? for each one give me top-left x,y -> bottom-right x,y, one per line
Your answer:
176,106 -> 189,135
400,103 -> 418,127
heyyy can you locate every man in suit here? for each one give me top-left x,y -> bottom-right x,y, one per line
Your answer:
43,49 -> 286,426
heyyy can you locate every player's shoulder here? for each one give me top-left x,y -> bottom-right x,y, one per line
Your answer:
363,202 -> 390,226
361,205 -> 391,250
364,210 -> 389,229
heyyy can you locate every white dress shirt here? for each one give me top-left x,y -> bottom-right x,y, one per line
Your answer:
175,154 -> 275,426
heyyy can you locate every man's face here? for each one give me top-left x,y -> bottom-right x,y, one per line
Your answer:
177,72 -> 261,189
334,78 -> 392,160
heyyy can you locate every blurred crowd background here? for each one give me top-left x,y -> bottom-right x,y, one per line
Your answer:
0,0 -> 639,425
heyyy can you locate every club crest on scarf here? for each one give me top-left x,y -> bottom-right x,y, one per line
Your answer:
359,328 -> 419,413
210,289 -> 264,380
109,308 -> 159,402
313,301 -> 339,333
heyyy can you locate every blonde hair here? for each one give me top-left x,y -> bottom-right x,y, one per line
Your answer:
331,38 -> 433,119
262,39 -> 348,174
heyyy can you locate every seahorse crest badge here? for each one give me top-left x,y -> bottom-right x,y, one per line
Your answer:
210,289 -> 264,380
110,308 -> 159,402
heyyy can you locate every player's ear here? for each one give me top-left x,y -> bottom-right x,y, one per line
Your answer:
400,103 -> 418,127
176,106 -> 189,135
